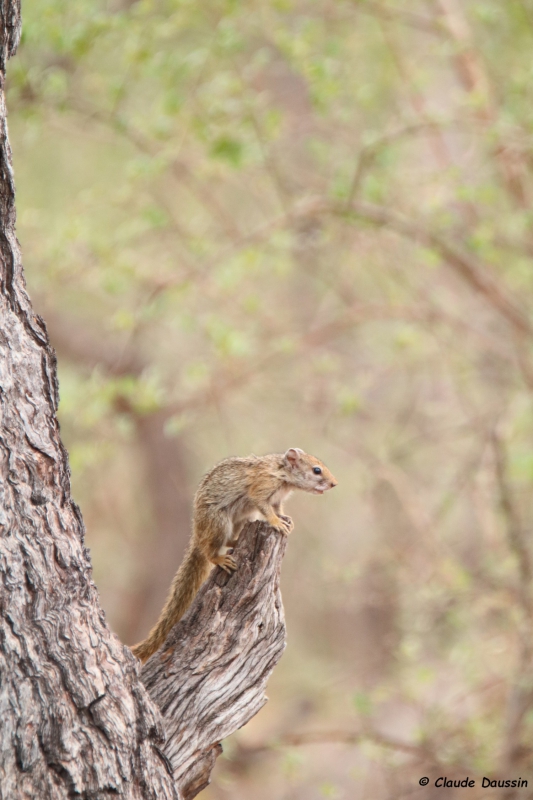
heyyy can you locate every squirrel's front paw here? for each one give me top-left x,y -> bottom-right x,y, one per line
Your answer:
272,515 -> 293,535
279,514 -> 294,532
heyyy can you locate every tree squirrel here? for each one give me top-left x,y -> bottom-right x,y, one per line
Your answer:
131,447 -> 337,663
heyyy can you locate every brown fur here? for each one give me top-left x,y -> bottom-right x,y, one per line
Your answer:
131,448 -> 337,663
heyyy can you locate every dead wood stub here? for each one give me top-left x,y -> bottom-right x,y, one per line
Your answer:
141,521 -> 288,800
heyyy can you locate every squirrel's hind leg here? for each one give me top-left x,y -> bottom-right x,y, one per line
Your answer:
226,518 -> 248,549
199,512 -> 238,574
212,550 -> 237,574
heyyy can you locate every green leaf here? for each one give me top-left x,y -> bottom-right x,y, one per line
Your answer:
210,135 -> 244,167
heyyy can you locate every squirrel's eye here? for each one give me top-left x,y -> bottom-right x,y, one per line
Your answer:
313,466 -> 322,475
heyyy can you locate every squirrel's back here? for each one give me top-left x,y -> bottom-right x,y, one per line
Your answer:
195,454 -> 283,509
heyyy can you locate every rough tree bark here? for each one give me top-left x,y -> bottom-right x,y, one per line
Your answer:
143,522 -> 287,799
0,5 -> 288,799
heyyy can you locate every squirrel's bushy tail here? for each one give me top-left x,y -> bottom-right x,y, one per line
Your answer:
131,544 -> 210,663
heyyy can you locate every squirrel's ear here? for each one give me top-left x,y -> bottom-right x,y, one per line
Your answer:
284,447 -> 304,465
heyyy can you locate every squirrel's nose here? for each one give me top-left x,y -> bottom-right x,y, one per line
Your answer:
330,480 -> 337,488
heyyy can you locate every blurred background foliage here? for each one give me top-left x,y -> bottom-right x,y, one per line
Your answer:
8,0 -> 533,796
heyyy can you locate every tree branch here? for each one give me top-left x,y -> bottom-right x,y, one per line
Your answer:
339,199 -> 533,338
492,429 -> 532,610
352,1 -> 445,36
437,0 -> 530,209
488,427 -> 533,780
141,521 -> 288,799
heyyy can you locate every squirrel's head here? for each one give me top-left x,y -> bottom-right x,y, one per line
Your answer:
282,448 -> 337,495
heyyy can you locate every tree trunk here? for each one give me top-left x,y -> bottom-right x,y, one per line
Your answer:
142,522 -> 287,800
0,5 -> 287,798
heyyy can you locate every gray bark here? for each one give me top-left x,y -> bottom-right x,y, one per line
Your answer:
142,522 -> 287,799
0,5 -> 288,798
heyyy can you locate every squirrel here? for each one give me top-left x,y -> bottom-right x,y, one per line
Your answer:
131,447 -> 337,663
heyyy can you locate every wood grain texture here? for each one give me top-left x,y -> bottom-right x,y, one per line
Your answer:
142,521 -> 287,800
